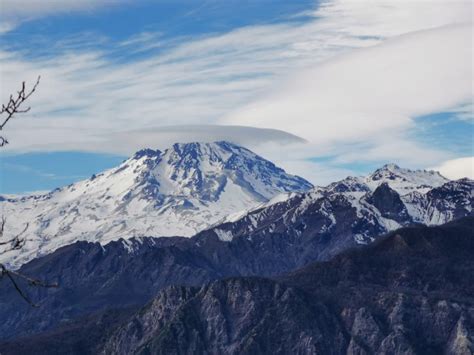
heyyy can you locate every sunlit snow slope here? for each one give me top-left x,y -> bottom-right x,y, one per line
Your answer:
0,141 -> 312,268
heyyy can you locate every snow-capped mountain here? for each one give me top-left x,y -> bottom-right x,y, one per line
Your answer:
200,164 -> 472,259
365,163 -> 448,193
324,163 -> 448,195
214,164 -> 451,226
323,164 -> 469,226
0,141 -> 312,268
0,161 -> 471,341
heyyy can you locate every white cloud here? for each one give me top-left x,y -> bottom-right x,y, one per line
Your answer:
3,124 -> 305,156
100,125 -> 305,155
0,0 -> 471,183
223,24 -> 472,146
433,157 -> 474,180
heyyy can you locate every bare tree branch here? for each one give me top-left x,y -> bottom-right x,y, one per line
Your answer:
0,76 -> 58,307
0,264 -> 58,307
0,76 -> 41,146
0,214 -> 57,307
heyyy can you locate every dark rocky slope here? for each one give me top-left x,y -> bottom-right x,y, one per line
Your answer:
103,217 -> 474,355
2,217 -> 473,354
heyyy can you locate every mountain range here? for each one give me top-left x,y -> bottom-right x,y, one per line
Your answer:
1,142 -> 471,270
2,217 -> 472,354
0,141 -> 472,354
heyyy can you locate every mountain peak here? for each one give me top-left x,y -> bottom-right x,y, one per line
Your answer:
366,164 -> 448,194
1,141 -> 313,267
132,141 -> 243,162
133,148 -> 162,160
167,141 -> 237,162
167,141 -> 254,161
126,141 -> 313,203
381,163 -> 401,171
370,163 -> 404,178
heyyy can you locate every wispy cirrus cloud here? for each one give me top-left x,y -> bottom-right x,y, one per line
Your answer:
0,0 -> 126,33
223,23 -> 472,153
0,0 -> 472,184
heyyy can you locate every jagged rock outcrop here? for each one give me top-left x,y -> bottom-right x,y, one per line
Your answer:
366,182 -> 411,223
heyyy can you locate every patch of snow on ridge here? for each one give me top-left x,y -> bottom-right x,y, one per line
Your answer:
214,229 -> 234,242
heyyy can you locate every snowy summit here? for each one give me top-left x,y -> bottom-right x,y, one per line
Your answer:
0,141 -> 312,268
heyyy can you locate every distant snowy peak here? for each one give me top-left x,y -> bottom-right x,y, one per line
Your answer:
109,141 -> 313,202
321,164 -> 449,195
365,163 -> 448,194
0,141 -> 313,268
201,163 -> 471,253
71,141 -> 313,210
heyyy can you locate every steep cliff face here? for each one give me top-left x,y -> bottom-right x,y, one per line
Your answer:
102,279 -> 346,355
366,182 -> 411,223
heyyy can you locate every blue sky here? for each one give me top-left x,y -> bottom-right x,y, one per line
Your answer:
411,111 -> 473,157
0,0 -> 472,193
2,1 -> 316,60
0,152 -> 125,194
0,0 -> 317,193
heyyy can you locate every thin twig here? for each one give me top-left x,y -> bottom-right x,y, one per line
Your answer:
0,216 -> 5,238
1,217 -> 57,306
1,264 -> 39,307
0,76 -> 40,129
0,77 -> 54,307
0,76 -> 41,146
7,268 -> 58,288
0,264 -> 58,307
